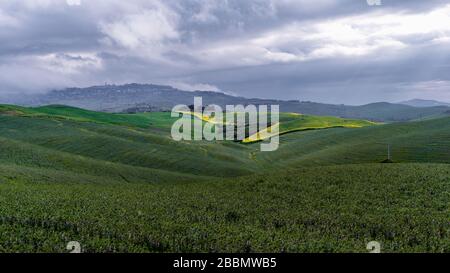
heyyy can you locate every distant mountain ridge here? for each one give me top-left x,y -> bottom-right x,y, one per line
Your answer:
9,83 -> 450,122
399,99 -> 450,108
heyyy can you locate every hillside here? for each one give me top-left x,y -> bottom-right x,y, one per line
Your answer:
1,163 -> 449,252
0,106 -> 259,178
0,105 -> 377,177
244,113 -> 377,143
180,110 -> 377,143
8,84 -> 450,122
255,115 -> 450,169
1,105 -> 450,252
2,105 -> 450,178
400,99 -> 450,108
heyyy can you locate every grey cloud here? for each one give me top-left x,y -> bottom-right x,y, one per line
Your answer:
0,0 -> 449,104
186,42 -> 450,104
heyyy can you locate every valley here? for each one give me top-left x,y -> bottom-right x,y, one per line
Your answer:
0,104 -> 450,252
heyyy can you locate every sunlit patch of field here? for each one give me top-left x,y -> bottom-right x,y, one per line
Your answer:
173,110 -> 378,143
243,113 -> 378,143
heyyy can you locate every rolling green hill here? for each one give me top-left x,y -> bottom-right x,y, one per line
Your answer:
1,104 -> 450,252
243,113 -> 378,143
0,104 -> 157,128
177,110 -> 378,143
2,104 -> 450,177
0,105 -> 258,178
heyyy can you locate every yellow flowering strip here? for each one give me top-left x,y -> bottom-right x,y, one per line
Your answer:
242,122 -> 280,143
176,110 -> 379,143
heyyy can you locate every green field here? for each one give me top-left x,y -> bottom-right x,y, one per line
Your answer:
243,112 -> 378,143
178,110 -> 377,143
0,105 -> 449,252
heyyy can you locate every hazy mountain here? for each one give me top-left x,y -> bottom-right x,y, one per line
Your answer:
399,99 -> 450,108
9,83 -> 450,122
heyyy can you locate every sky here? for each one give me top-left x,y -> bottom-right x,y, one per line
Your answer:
0,0 -> 450,105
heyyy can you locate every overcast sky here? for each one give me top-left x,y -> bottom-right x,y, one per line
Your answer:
0,0 -> 450,104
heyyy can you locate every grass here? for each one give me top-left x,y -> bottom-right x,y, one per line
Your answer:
243,113 -> 377,143
0,164 -> 449,252
1,104 -> 450,252
2,104 -> 450,176
177,110 -> 378,143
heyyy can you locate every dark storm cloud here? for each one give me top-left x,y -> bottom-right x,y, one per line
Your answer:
0,0 -> 449,104
188,42 -> 450,104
